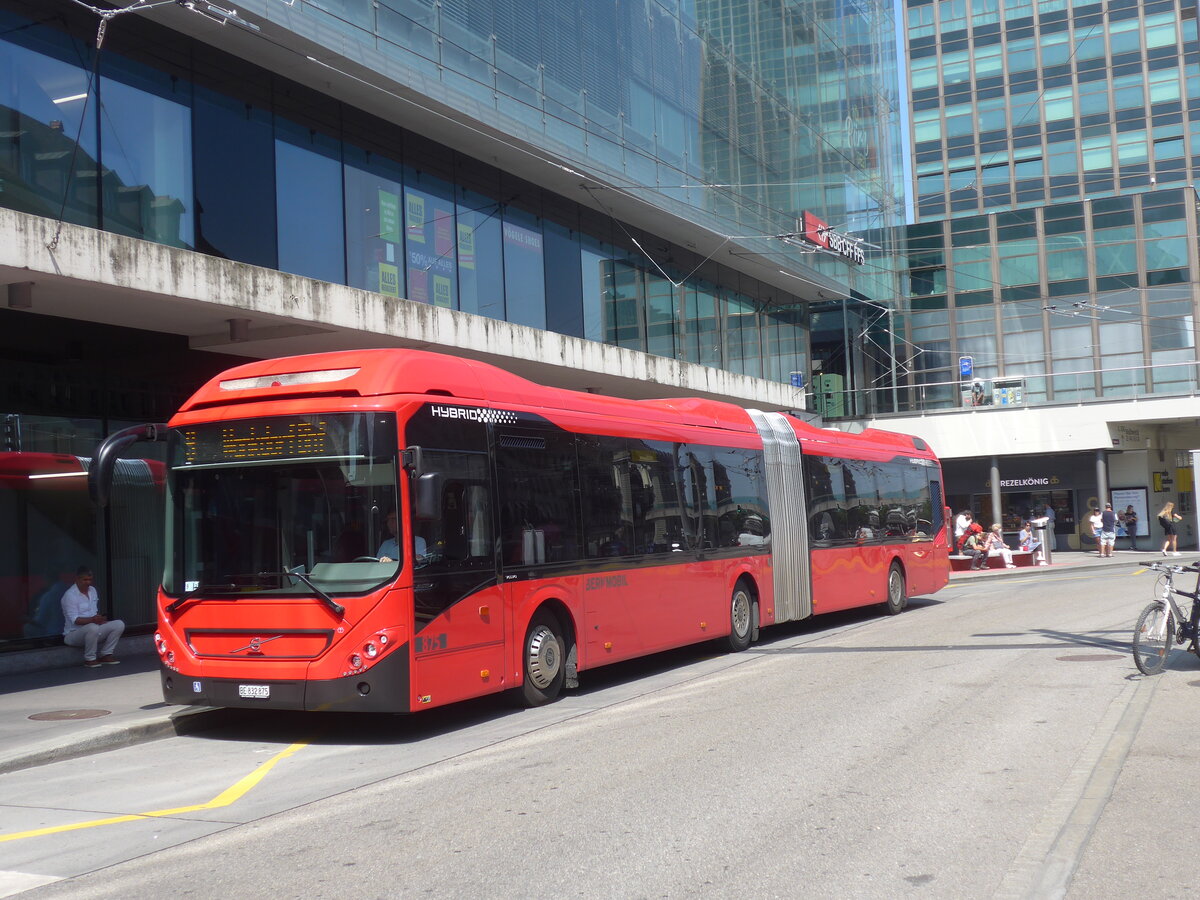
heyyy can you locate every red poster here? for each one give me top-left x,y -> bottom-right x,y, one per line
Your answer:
409,268 -> 429,304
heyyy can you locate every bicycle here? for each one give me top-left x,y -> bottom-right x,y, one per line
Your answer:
1132,561 -> 1200,675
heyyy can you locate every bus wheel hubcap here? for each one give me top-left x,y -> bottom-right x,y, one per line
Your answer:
732,591 -> 751,636
527,625 -> 560,689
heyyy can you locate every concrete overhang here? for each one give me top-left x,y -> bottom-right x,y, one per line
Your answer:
0,207 -> 803,410
865,397 -> 1200,460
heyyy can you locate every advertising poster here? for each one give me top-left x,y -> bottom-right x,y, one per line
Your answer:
405,192 -> 425,243
432,274 -> 452,308
457,223 -> 475,270
1111,487 -> 1148,537
434,208 -> 453,257
378,262 -> 399,298
409,267 -> 429,304
378,190 -> 400,245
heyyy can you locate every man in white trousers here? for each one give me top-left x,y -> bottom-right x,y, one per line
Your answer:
61,566 -> 124,667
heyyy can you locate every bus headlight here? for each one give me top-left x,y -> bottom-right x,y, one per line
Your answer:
364,642 -> 378,659
349,653 -> 363,669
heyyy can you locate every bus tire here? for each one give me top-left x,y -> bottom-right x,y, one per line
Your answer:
725,582 -> 754,652
519,609 -> 565,706
883,563 -> 906,616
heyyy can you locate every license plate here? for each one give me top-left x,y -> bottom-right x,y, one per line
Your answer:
238,684 -> 270,699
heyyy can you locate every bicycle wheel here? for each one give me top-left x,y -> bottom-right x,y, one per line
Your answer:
1133,602 -> 1175,675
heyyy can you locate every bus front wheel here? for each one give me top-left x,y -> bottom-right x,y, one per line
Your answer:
519,610 -> 565,706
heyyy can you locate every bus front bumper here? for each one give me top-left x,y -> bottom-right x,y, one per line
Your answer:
160,644 -> 411,713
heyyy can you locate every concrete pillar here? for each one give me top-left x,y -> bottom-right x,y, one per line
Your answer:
990,456 -> 1002,529
1095,449 -> 1108,507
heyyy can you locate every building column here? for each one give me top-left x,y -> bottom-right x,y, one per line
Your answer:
1095,449 -> 1108,507
990,456 -> 1002,528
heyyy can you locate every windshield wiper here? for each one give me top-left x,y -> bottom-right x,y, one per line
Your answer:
257,570 -> 345,617
165,583 -> 241,615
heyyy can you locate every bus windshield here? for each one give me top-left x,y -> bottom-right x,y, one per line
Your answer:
165,413 -> 399,597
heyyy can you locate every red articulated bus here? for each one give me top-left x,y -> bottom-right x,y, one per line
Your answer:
91,349 -> 949,712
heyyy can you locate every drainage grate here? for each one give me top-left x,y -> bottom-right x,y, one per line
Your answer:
1055,654 -> 1124,662
28,709 -> 112,721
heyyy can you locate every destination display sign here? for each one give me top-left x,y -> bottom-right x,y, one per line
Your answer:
174,414 -> 397,468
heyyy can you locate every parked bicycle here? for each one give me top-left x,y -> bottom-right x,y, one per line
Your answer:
1132,560 -> 1200,675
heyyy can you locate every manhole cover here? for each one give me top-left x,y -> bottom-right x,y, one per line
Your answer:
28,709 -> 112,721
1056,654 -> 1124,662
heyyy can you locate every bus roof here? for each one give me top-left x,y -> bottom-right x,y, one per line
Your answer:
178,348 -> 935,456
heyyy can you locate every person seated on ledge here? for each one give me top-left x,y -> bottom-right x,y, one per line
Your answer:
984,524 -> 1016,568
61,566 -> 124,668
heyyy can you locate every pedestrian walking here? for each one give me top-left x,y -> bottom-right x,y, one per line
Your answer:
1159,501 -> 1183,556
1043,503 -> 1057,551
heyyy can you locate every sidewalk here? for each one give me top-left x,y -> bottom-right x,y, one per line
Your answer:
0,550 -> 1185,776
949,547 -> 1186,580
0,640 -> 228,776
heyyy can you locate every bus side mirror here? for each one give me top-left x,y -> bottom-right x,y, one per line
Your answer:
401,446 -> 423,475
414,472 -> 443,520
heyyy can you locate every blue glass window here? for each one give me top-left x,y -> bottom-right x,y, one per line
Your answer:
193,88 -> 276,268
98,67 -> 193,248
544,220 -> 584,338
501,206 -> 546,329
275,121 -> 345,284
456,185 -> 504,319
0,35 -> 98,229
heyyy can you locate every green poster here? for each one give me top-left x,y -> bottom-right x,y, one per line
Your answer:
432,274 -> 452,308
378,191 -> 400,244
378,263 -> 400,297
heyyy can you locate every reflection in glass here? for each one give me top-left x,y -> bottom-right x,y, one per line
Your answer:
276,123 -> 345,284
345,148 -> 405,297
403,169 -> 457,307
502,206 -> 546,328
193,87 -> 276,266
0,38 -> 98,228
99,72 -> 193,247
456,185 -> 503,318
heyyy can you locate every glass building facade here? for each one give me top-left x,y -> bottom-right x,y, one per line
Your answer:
897,0 -> 1200,413
0,0 -> 906,386
0,0 -> 903,649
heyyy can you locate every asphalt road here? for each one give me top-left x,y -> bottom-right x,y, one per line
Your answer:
5,565 -> 1198,899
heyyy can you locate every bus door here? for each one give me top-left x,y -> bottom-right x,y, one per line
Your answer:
405,414 -> 505,707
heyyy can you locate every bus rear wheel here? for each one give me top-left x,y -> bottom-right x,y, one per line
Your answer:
883,563 -> 906,616
519,610 -> 565,706
725,583 -> 754,652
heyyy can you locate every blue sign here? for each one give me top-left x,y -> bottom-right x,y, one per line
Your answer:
959,356 -> 973,379
790,372 -> 804,389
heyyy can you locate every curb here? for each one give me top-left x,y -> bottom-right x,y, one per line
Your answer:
947,556 -> 1146,581
0,634 -> 156,678
0,705 -> 234,776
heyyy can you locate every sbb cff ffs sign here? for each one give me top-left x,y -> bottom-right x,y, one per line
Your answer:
799,211 -> 866,265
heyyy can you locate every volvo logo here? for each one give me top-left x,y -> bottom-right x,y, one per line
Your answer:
230,635 -> 283,654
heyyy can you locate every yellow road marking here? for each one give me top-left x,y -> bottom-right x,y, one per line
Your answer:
0,741 -> 307,843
